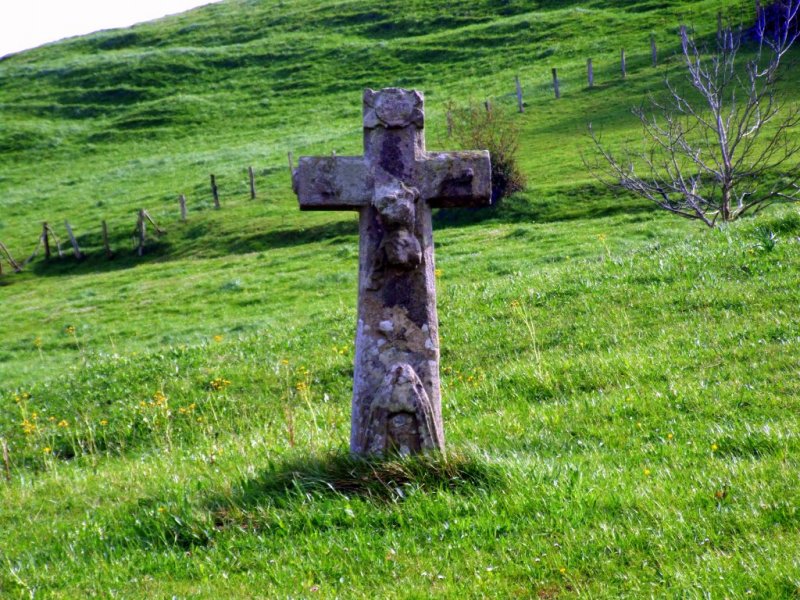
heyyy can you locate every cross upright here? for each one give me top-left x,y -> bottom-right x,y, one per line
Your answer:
293,88 -> 491,456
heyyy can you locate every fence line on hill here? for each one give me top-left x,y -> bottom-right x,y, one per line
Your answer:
0,6 -> 754,277
0,163 -> 275,276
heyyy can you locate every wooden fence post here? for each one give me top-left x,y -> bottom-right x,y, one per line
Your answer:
621,48 -> 627,79
210,174 -> 220,209
42,222 -> 50,259
587,58 -> 594,88
64,221 -> 83,260
102,220 -> 113,259
48,225 -> 63,258
0,242 -> 23,272
179,194 -> 187,222
515,75 -> 524,113
651,34 -> 657,67
137,210 -> 146,257
552,68 -> 560,99
248,166 -> 256,200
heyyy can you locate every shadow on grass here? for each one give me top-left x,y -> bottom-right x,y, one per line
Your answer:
17,187 -> 657,279
221,218 -> 359,254
28,238 -> 174,277
434,183 -> 657,229
218,449 -> 503,509
113,450 -> 504,551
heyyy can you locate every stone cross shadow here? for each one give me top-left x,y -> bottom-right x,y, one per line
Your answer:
293,88 -> 491,456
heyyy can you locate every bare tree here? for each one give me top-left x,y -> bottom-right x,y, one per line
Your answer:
589,1 -> 800,227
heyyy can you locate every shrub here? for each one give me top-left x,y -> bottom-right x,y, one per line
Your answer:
444,100 -> 526,203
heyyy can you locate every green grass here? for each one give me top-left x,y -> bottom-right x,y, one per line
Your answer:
2,0 -> 800,597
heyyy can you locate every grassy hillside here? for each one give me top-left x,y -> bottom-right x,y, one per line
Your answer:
2,0 -> 800,597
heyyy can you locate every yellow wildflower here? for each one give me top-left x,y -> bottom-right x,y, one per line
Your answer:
65,326 -> 76,335
209,377 -> 231,391
100,419 -> 108,426
213,335 -> 224,343
43,447 -> 51,454
667,433 -> 673,440
643,468 -> 651,476
58,420 -> 69,428
711,443 -> 718,452
33,337 -> 43,349
435,268 -> 443,278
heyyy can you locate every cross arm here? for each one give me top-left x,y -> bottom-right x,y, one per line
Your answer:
294,156 -> 373,210
416,151 -> 492,208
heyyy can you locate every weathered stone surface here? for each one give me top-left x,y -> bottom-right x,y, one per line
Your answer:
293,88 -> 491,456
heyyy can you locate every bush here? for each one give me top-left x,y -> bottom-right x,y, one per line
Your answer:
445,100 -> 526,203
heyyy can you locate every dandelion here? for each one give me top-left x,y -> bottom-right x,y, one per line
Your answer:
643,468 -> 651,476
153,391 -> 167,406
65,325 -> 76,335
213,335 -> 224,343
435,268 -> 443,278
280,359 -> 289,366
158,507 -> 166,514
43,447 -> 51,454
21,419 -> 37,435
33,337 -> 43,349
210,377 -> 231,391
57,420 -> 69,428
48,416 -> 55,422
711,443 -> 718,452
667,433 -> 673,440
100,419 -> 108,426
597,233 -> 608,242
510,299 -> 520,309
295,381 -> 308,392
559,567 -> 567,574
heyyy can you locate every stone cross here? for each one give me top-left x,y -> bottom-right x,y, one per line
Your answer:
293,88 -> 491,456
